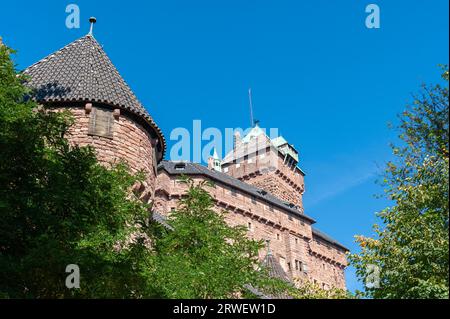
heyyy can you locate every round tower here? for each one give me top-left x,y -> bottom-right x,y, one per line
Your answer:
23,19 -> 165,202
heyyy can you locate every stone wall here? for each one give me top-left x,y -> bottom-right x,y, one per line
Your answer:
52,104 -> 158,203
223,149 -> 305,208
155,170 -> 347,290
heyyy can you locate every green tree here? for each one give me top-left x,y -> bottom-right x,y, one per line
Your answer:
0,41 -> 154,298
349,66 -> 449,299
145,178 -> 290,298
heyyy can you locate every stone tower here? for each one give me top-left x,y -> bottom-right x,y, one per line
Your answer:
23,21 -> 165,202
220,124 -> 305,210
207,148 -> 222,172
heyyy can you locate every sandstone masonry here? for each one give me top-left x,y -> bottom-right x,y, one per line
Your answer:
24,30 -> 348,292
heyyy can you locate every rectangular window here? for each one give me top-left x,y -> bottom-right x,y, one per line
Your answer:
152,147 -> 158,175
88,107 -> 113,138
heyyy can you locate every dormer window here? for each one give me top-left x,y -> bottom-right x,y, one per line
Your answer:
88,107 -> 114,138
174,163 -> 186,171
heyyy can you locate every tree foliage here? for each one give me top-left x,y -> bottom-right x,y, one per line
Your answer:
349,66 -> 449,299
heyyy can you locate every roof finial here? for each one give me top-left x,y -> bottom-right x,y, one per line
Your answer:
88,17 -> 97,36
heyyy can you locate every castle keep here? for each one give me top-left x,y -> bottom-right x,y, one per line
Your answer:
24,26 -> 348,291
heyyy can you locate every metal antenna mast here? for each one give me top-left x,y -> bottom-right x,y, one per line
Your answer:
248,88 -> 254,127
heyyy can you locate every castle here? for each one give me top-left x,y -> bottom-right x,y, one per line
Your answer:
22,22 -> 348,291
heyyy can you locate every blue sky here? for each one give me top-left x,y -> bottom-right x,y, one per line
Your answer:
1,0 -> 448,293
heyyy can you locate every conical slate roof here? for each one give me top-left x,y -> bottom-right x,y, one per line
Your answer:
23,34 -> 165,158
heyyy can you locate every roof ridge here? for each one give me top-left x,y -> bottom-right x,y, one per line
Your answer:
64,37 -> 91,98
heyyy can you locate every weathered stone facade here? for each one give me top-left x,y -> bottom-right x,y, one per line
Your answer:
24,31 -> 348,292
55,104 -> 159,201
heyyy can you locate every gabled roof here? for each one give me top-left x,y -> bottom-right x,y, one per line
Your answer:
158,161 -> 315,223
23,34 -> 165,158
158,161 -> 348,251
